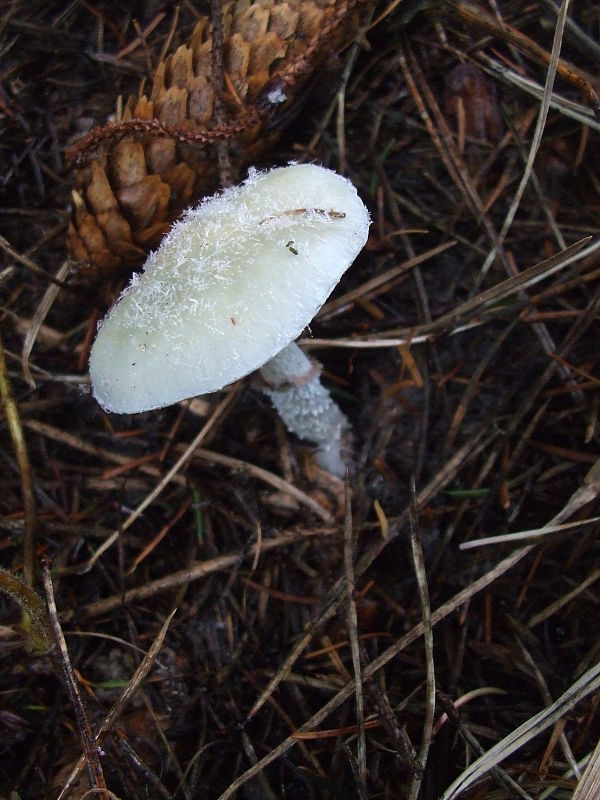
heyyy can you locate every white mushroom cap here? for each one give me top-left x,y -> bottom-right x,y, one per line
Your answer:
89,163 -> 370,414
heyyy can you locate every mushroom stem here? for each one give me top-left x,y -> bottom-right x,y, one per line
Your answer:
259,341 -> 349,477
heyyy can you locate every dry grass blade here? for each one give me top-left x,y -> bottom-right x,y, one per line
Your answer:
453,0 -> 600,117
428,236 -> 591,332
460,514 -> 600,549
21,259 -> 71,389
317,240 -> 456,320
443,320 -> 516,456
518,638 -> 580,778
308,235 -> 600,350
435,692 -> 534,800
242,426 -> 495,729
82,387 -> 240,571
479,55 -> 600,132
0,232 -> 68,286
343,475 -> 366,786
527,566 -> 600,628
440,660 -> 600,800
79,530 -> 333,618
407,480 -> 434,800
191,448 -> 334,521
56,610 -> 176,800
400,8 -> 584,402
219,456 -> 600,797
0,330 -> 36,586
42,561 -> 107,797
217,544 -> 538,799
24,418 -> 187,487
573,737 -> 600,800
0,567 -> 53,653
476,0 -> 573,283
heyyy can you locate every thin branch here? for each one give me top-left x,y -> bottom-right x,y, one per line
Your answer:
42,561 -> 107,797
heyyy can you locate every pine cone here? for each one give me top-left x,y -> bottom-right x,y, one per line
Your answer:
67,0 -> 363,278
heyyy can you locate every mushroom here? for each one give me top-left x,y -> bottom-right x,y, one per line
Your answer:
89,163 -> 370,474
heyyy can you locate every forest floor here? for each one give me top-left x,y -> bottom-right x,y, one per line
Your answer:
1,0 -> 600,798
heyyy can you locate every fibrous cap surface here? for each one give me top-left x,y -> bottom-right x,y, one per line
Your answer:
90,163 -> 370,413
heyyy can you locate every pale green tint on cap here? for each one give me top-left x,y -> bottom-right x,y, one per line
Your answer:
89,163 -> 370,413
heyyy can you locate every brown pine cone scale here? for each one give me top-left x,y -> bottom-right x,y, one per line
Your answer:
67,0 -> 364,278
